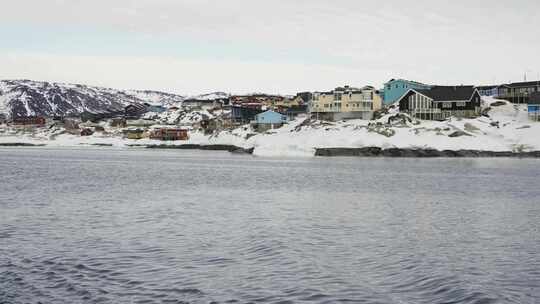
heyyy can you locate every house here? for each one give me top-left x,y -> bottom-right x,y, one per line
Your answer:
231,104 -> 264,124
476,85 -> 500,97
126,128 -> 145,139
284,105 -> 309,118
253,110 -> 288,131
149,127 -> 189,141
309,85 -> 378,121
397,86 -> 481,120
383,79 -> 432,105
497,81 -> 540,104
124,103 -> 148,118
11,116 -> 46,126
231,94 -> 284,107
528,92 -> 540,121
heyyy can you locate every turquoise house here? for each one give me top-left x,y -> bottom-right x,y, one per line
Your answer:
383,79 -> 431,105
255,110 -> 288,124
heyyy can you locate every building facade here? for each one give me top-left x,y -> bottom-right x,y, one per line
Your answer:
528,92 -> 540,121
383,79 -> 432,106
497,81 -> 540,104
309,85 -> 379,121
398,86 -> 481,120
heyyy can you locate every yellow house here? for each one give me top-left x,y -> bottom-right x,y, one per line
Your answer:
310,85 -> 380,121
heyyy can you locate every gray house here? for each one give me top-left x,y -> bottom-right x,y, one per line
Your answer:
398,86 -> 481,120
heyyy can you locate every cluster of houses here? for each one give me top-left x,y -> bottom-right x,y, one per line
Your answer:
2,78 -> 540,140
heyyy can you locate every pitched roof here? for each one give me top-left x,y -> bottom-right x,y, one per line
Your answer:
506,81 -> 540,88
475,85 -> 498,90
416,86 -> 476,101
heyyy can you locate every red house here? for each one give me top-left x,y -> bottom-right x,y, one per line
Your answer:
149,128 -> 189,141
12,116 -> 46,126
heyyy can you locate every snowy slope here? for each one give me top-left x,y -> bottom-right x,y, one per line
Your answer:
0,79 -> 186,117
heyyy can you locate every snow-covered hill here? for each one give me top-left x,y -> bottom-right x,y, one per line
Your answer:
0,79 -> 186,118
187,92 -> 230,100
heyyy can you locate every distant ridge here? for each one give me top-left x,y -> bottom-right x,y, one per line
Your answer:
0,79 -> 190,118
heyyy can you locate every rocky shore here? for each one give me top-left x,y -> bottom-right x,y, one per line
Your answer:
315,147 -> 540,158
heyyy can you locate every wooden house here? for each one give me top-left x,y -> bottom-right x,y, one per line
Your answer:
398,86 -> 481,120
12,116 -> 46,126
253,110 -> 288,132
497,81 -> 540,104
149,127 -> 189,141
231,104 -> 264,124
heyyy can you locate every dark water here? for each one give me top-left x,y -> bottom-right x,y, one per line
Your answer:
1,148 -> 539,304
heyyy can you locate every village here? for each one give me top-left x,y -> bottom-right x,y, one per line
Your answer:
1,78 -> 540,156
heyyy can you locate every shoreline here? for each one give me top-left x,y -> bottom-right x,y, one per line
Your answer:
3,142 -> 540,158
315,147 -> 540,158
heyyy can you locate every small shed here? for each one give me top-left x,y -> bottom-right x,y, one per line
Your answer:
255,110 -> 288,124
253,110 -> 288,132
126,128 -> 145,139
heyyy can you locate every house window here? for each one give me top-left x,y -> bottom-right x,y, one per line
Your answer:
456,102 -> 466,107
442,102 -> 452,108
334,93 -> 342,100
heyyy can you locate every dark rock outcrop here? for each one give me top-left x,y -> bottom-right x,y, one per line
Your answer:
315,147 -> 540,158
143,144 -> 254,154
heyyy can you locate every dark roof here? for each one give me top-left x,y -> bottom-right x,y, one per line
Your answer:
529,92 -> 540,104
416,86 -> 476,101
506,81 -> 540,88
475,85 -> 498,90
386,78 -> 429,86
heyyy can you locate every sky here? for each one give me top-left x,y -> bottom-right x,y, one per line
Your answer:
0,0 -> 539,95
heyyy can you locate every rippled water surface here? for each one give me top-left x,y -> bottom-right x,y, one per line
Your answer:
1,148 -> 539,304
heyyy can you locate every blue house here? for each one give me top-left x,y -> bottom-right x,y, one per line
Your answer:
528,92 -> 540,121
383,79 -> 431,106
255,110 -> 288,125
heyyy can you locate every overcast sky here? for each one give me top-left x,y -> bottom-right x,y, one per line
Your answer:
0,0 -> 539,95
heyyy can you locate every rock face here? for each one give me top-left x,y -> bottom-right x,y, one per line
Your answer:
315,147 -> 540,158
0,79 -> 185,118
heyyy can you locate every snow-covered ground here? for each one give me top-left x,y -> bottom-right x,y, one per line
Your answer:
1,97 -> 539,157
